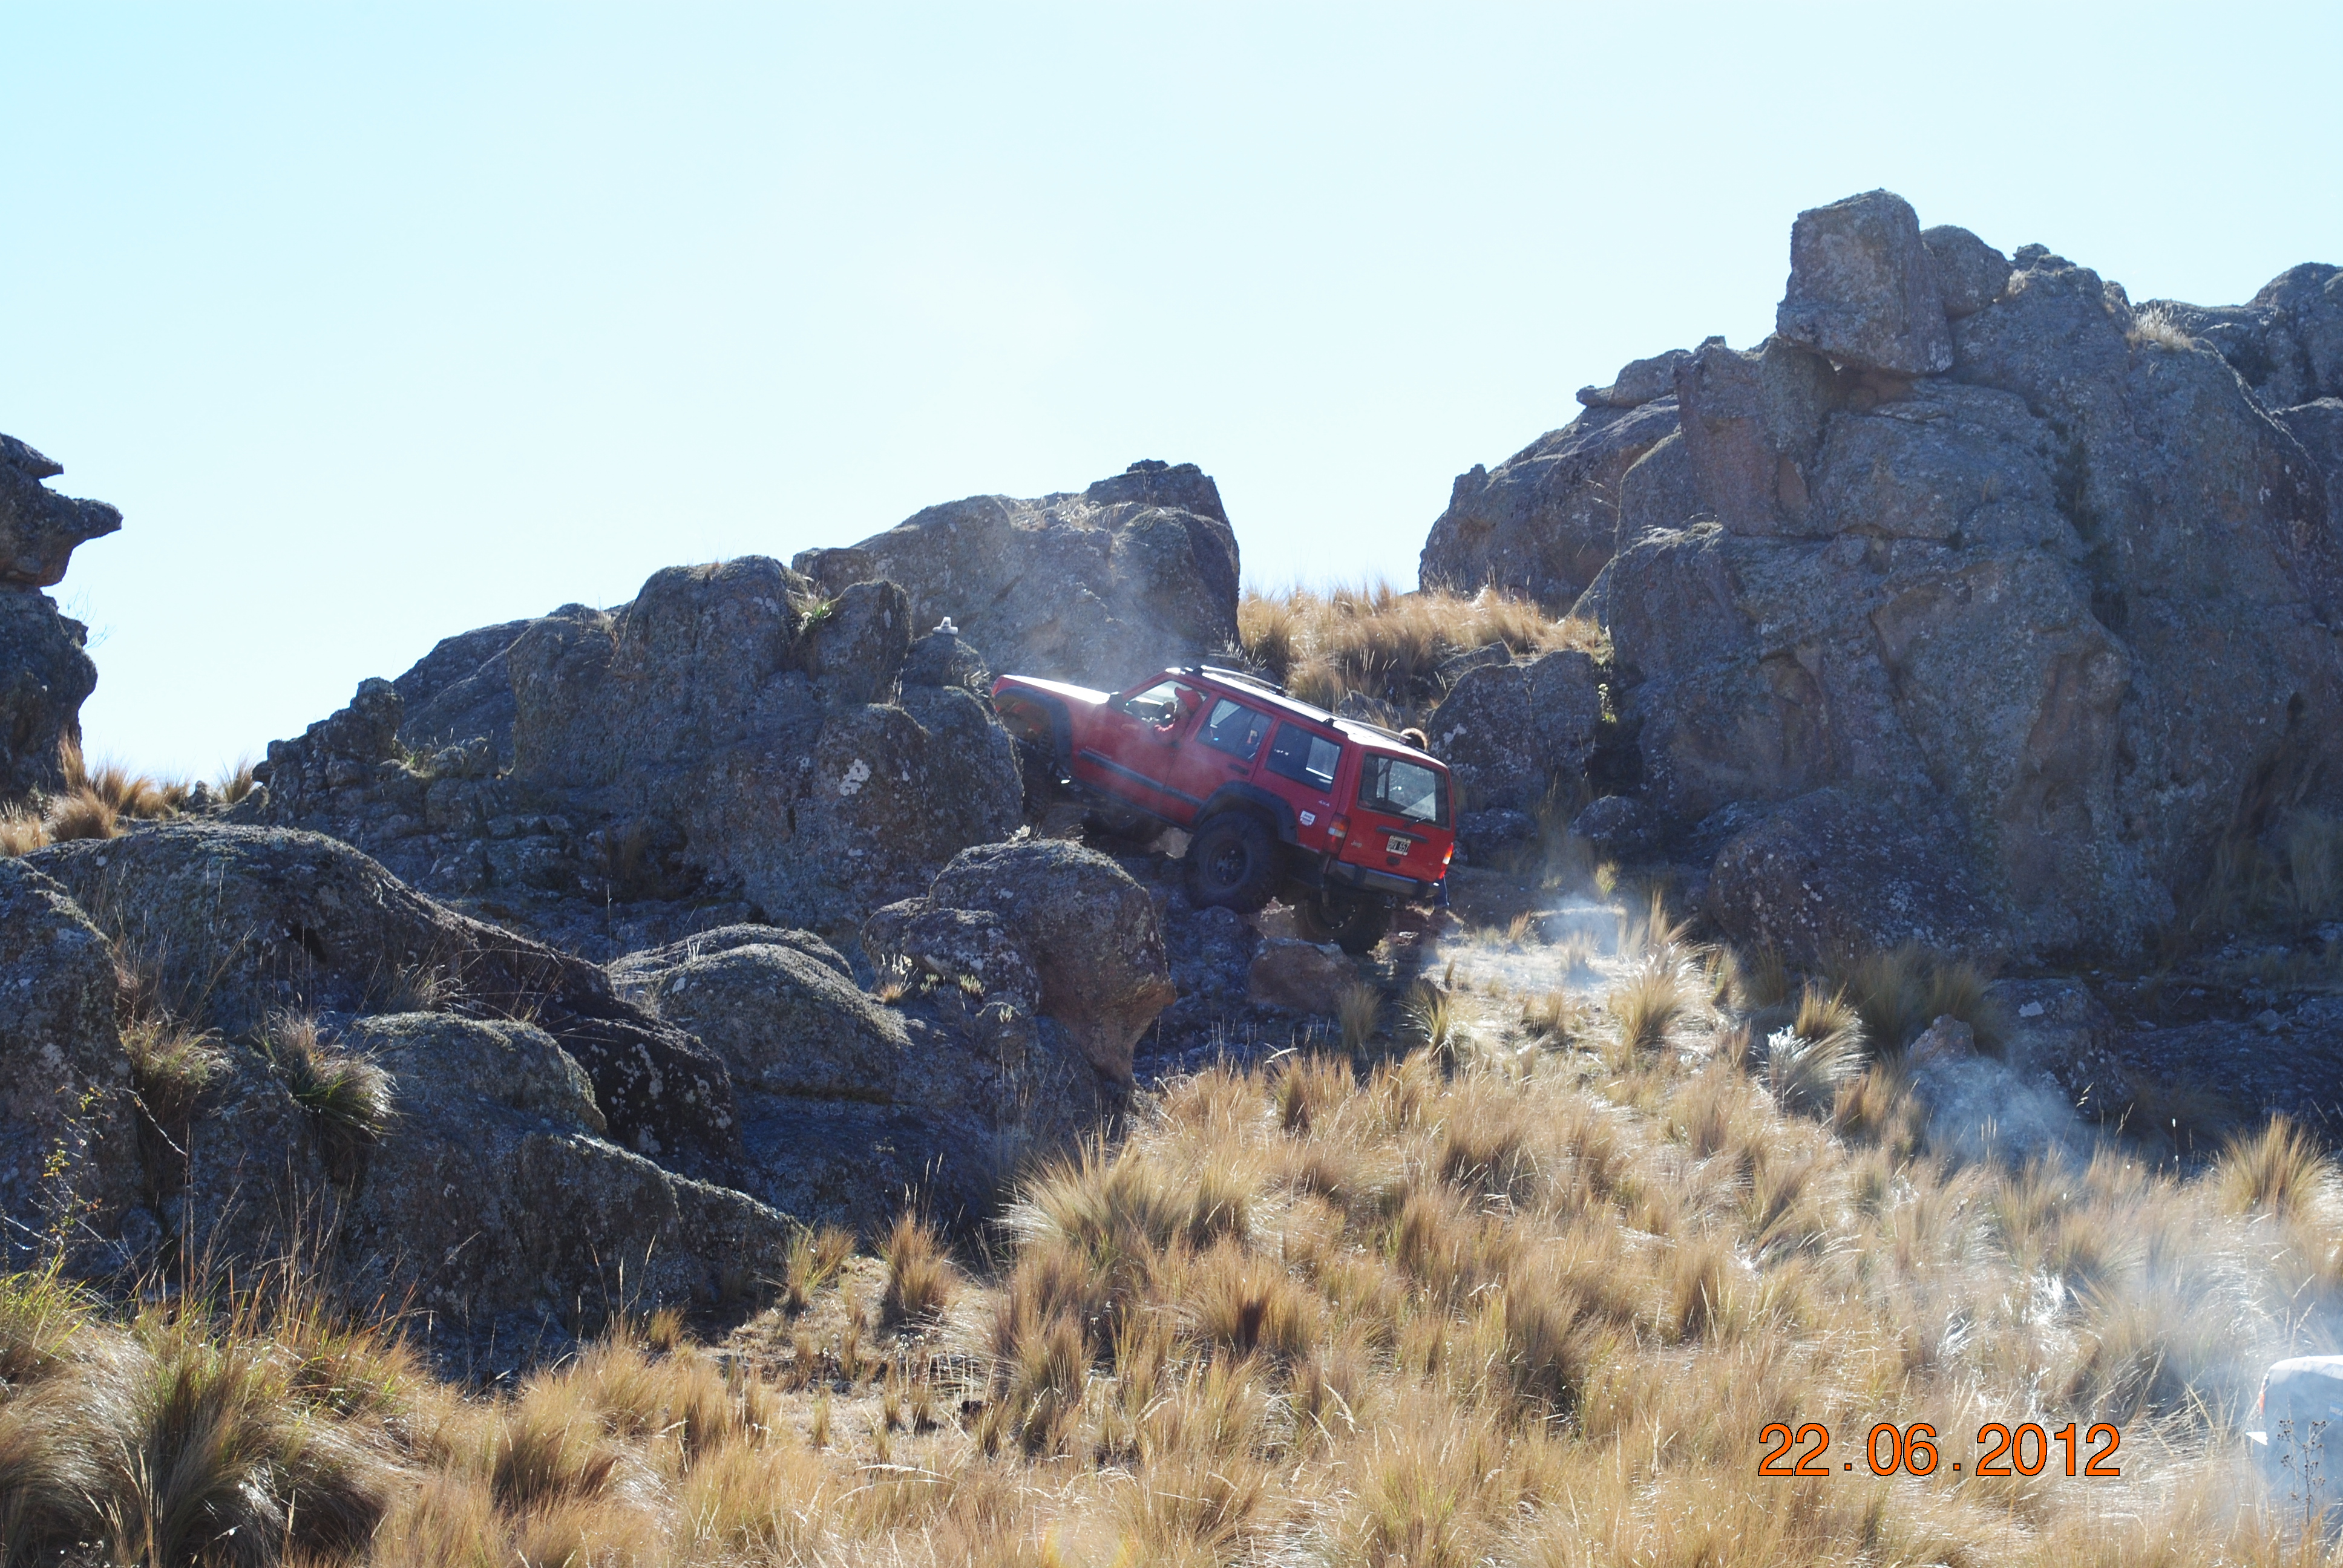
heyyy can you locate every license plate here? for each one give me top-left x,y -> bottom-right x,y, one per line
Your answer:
1386,834 -> 1412,855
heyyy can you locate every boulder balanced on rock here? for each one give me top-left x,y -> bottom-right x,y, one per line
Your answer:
0,434 -> 116,803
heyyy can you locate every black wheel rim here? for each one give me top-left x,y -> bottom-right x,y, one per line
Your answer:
1205,840 -> 1248,888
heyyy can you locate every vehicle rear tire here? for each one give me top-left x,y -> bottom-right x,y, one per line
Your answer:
1293,887 -> 1394,954
1187,814 -> 1280,912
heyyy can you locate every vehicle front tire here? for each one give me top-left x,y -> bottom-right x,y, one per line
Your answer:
1187,814 -> 1280,912
1293,887 -> 1394,954
1013,738 -> 1065,814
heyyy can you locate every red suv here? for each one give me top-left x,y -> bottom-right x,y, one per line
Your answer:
992,665 -> 1455,952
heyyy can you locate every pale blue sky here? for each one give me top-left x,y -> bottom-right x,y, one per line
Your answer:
6,4 -> 2339,776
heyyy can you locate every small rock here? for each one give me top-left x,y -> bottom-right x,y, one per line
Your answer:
1906,1014 -> 1976,1067
2256,1008 -> 2286,1032
1247,938 -> 1355,1015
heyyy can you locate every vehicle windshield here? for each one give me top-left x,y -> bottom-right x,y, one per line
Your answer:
1357,754 -> 1448,827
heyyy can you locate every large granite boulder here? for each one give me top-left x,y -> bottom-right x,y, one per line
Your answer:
0,861 -> 139,1263
793,459 -> 1240,691
1921,226 -> 2011,321
615,927 -> 1113,1230
336,1013 -> 791,1325
27,824 -> 739,1168
1419,399 -> 1681,606
1428,650 -> 1605,812
1775,189 -> 1953,376
1566,196 -> 2343,957
884,838 -> 1177,1083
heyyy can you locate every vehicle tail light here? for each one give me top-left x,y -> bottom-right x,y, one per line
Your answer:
1441,841 -> 1455,868
1327,816 -> 1348,844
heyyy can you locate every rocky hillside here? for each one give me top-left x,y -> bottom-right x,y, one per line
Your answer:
3,188 -> 2341,1378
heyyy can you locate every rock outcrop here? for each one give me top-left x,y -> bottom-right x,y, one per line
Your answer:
1703,789 -> 2004,967
792,460 -> 1241,691
254,556 -> 1024,946
1536,192 -> 2343,958
336,1013 -> 792,1327
2141,263 -> 2342,413
1,434 -> 120,591
1775,189 -> 1954,376
0,436 -> 116,802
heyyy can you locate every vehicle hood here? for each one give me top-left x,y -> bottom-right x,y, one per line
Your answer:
998,676 -> 1110,706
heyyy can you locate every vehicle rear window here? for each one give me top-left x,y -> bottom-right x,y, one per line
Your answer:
1199,698 -> 1273,761
1358,754 -> 1449,827
1265,723 -> 1340,790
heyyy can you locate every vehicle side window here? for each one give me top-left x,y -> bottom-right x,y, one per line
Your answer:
1358,754 -> 1449,826
1119,680 -> 1195,730
1265,723 -> 1341,789
1198,698 -> 1272,761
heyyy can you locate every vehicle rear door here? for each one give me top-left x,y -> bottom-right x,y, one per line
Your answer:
1262,719 -> 1345,853
1168,694 -> 1276,808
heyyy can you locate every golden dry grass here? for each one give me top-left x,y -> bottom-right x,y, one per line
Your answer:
3,739 -> 263,857
1237,580 -> 1605,724
16,939 -> 2343,1565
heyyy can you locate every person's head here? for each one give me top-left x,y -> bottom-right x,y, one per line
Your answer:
1400,727 -> 1429,751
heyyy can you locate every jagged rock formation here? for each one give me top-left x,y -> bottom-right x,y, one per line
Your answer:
0,435 -> 116,802
792,459 -> 1242,691
1431,189 -> 2343,959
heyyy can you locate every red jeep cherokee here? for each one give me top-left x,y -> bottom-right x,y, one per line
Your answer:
992,665 -> 1455,952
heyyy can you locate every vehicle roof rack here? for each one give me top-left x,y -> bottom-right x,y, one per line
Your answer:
1184,664 -> 1287,697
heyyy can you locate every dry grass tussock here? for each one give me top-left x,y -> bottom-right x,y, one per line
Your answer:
20,967 -> 2343,1565
1,737 -> 258,854
1237,580 -> 1605,724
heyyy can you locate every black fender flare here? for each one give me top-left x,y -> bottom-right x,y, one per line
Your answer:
995,688 -> 1075,777
1199,782 -> 1300,845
